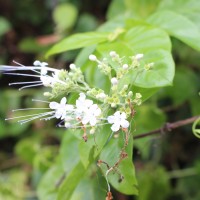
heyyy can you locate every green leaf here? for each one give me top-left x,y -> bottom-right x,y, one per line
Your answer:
18,37 -> 47,53
79,125 -> 111,168
120,50 -> 174,88
58,128 -> 110,199
100,132 -> 138,195
15,137 -> 40,164
57,162 -> 86,200
125,0 -> 162,18
37,159 -> 64,200
137,165 -> 171,200
147,10 -> 200,51
53,3 -> 78,33
46,32 -> 109,57
162,67 -> 198,106
189,96 -> 200,116
130,86 -> 160,102
60,130 -> 81,172
0,17 -> 11,36
106,0 -> 126,20
158,0 -> 200,30
75,13 -> 98,32
124,25 -> 171,53
70,169 -> 107,200
75,46 -> 96,70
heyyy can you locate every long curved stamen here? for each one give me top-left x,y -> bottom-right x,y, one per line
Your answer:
18,112 -> 55,124
3,72 -> 42,78
9,81 -> 42,85
5,111 -> 55,121
12,108 -> 51,112
32,99 -> 50,103
19,83 -> 43,90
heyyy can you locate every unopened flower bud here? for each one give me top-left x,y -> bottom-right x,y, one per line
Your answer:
96,92 -> 106,99
68,72 -> 73,76
135,53 -> 144,61
109,51 -> 117,57
90,128 -> 95,134
128,91 -> 133,97
43,92 -> 51,97
122,64 -> 128,70
111,103 -> 116,108
69,63 -> 76,70
136,93 -> 142,98
124,85 -> 128,90
149,62 -> 154,67
89,54 -> 97,61
111,77 -> 118,85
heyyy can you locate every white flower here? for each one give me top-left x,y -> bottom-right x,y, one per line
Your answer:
107,111 -> 129,132
75,93 -> 93,117
75,93 -> 101,126
49,97 -> 74,119
81,104 -> 101,126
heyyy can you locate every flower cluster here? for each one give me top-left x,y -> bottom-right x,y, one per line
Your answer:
0,51 -> 153,141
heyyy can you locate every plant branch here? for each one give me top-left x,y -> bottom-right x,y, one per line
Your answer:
134,115 -> 200,140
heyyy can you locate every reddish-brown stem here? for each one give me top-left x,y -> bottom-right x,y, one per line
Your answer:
134,115 -> 200,139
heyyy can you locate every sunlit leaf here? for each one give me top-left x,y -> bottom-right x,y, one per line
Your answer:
46,32 -> 109,57
147,10 -> 200,51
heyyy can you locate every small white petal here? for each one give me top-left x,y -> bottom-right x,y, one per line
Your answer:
66,105 -> 74,111
95,107 -> 101,116
55,112 -> 62,119
85,99 -> 93,107
60,97 -> 67,105
90,118 -> 97,126
121,120 -> 129,128
82,116 -> 90,125
121,112 -> 127,119
49,102 -> 59,109
111,123 -> 120,132
107,116 -> 115,124
114,111 -> 121,117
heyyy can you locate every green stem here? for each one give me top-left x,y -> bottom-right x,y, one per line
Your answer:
168,168 -> 197,179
